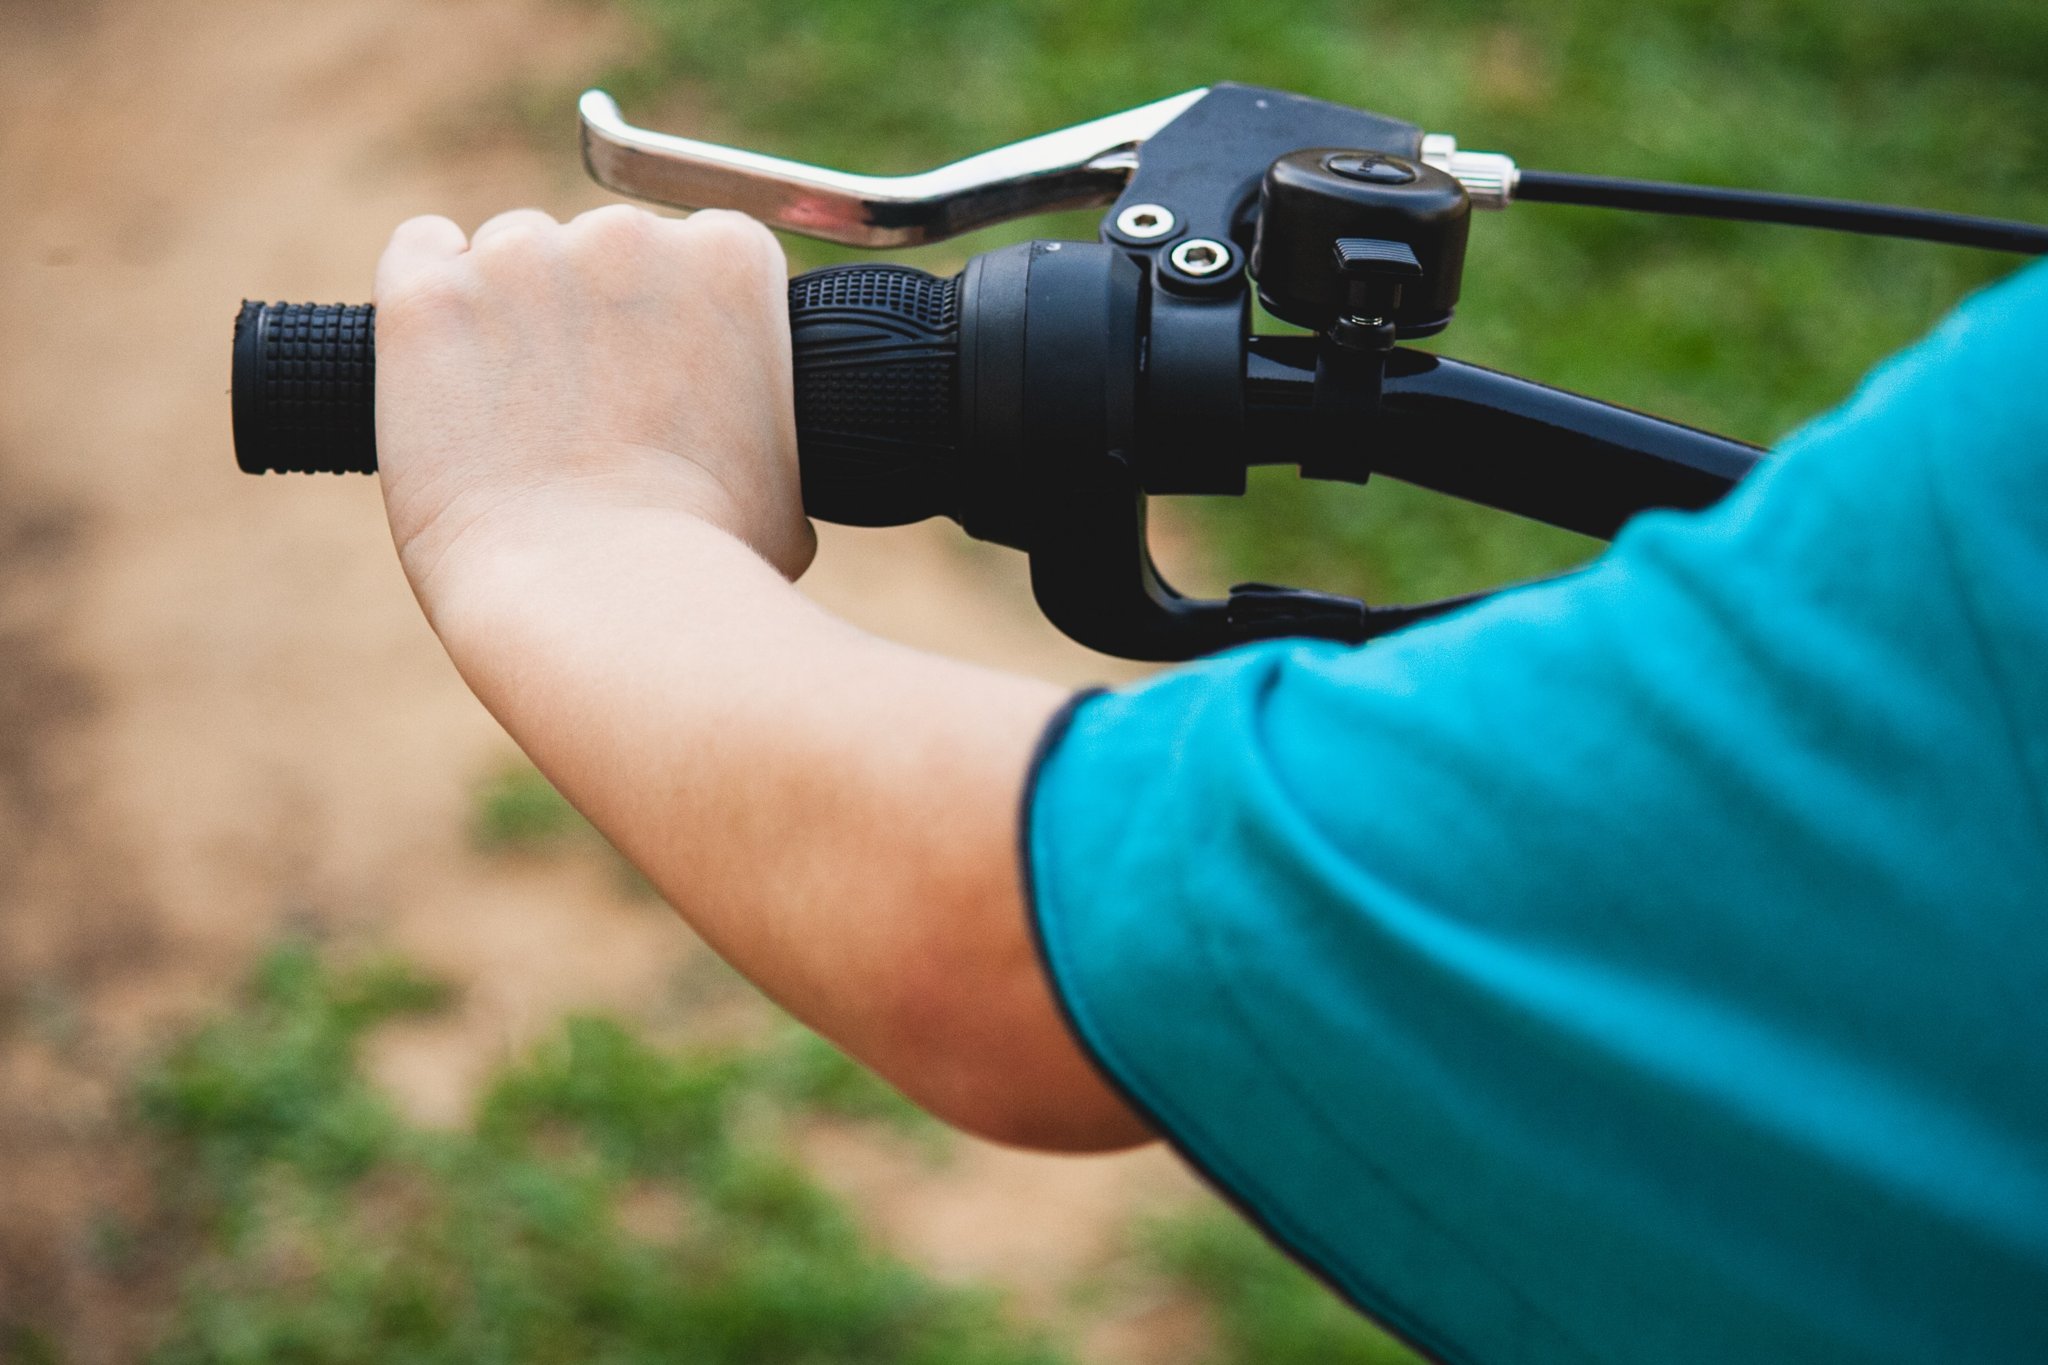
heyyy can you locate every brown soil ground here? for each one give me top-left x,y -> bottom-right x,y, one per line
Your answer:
0,0 -> 1202,1358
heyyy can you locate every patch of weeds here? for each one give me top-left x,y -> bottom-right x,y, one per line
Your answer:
0,1323 -> 66,1365
140,944 -> 451,1197
137,943 -> 1057,1365
469,761 -> 590,854
469,762 -> 663,901
758,1025 -> 942,1149
1145,1205 -> 1422,1365
86,1209 -> 145,1279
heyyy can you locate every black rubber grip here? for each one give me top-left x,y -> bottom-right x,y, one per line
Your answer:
786,264 -> 960,526
232,264 -> 964,526
232,302 -> 377,474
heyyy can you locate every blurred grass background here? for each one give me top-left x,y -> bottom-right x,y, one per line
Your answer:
106,936 -> 1409,1365
594,0 -> 2047,601
57,4 -> 2045,1362
133,946 -> 1061,1365
79,758 -> 1415,1364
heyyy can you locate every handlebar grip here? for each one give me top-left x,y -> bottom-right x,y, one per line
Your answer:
232,302 -> 377,474
786,264 -> 960,527
232,263 -> 963,526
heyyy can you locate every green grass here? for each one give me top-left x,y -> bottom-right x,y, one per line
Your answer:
127,943 -> 1417,1363
135,943 -> 1063,1365
593,0 -> 2046,601
470,760 -> 664,898
470,761 -> 590,853
1146,1209 -> 1419,1365
121,941 -> 1429,1364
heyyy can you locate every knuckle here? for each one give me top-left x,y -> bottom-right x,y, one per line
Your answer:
390,213 -> 454,246
471,227 -> 557,284
570,207 -> 666,300
380,266 -> 478,328
575,202 -> 659,246
686,209 -> 784,276
477,220 -> 547,255
471,210 -> 557,257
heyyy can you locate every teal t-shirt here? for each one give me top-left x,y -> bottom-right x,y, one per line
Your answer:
1027,259 -> 2048,1365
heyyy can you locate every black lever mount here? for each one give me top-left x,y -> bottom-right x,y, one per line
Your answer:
1008,85 -> 1528,659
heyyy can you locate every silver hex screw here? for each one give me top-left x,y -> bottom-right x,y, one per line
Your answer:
1115,203 -> 1178,240
1168,237 -> 1233,277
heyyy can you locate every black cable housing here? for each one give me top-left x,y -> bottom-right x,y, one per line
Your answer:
1515,170 -> 2048,255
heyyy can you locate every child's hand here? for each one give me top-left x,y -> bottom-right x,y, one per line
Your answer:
370,205 -> 814,605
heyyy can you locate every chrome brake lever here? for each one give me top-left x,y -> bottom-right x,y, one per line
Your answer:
578,88 -> 1209,248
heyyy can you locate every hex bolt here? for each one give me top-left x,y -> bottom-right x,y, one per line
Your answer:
1168,237 -> 1233,277
1115,203 -> 1178,240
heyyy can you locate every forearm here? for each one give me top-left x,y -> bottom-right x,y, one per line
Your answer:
370,204 -> 1146,1150
421,484 -> 1135,1147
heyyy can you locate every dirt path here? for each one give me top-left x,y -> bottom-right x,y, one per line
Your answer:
0,0 -> 1187,1357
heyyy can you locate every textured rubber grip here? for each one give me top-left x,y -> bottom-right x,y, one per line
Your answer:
233,266 -> 963,525
787,264 -> 961,526
232,302 -> 377,474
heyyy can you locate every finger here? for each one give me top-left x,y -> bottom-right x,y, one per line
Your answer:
674,207 -> 783,260
470,207 -> 560,249
374,215 -> 467,303
568,202 -> 669,234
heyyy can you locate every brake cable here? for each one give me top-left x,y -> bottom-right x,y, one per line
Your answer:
1512,169 -> 2048,254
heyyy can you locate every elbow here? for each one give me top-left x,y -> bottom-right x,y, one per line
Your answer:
871,947 -> 1156,1154
915,1056 -> 1157,1154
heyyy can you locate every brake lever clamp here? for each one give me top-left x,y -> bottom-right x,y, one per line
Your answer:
1016,84 -> 1495,658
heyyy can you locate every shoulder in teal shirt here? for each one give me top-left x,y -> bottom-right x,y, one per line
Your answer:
1027,260 -> 2048,1365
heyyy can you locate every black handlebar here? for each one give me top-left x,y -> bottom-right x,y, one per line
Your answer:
234,80 -> 2048,659
234,235 -> 1762,660
234,264 -> 971,529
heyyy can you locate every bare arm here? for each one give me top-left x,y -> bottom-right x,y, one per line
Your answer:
373,203 -> 1149,1152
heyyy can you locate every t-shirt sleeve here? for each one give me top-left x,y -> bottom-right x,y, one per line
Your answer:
1025,261 -> 2048,1365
